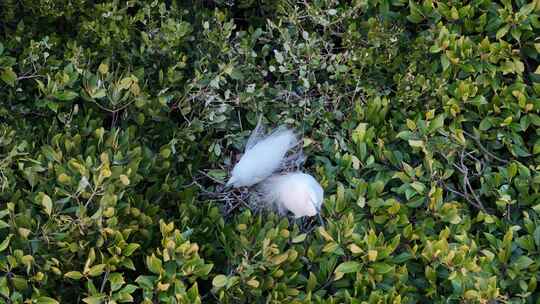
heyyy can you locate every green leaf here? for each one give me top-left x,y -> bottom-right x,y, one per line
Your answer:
120,257 -> 135,270
334,261 -> 361,274
88,264 -> 106,277
207,169 -> 226,182
292,233 -> 307,243
518,3 -> 535,17
307,272 -> 317,291
1,68 -> 17,87
64,271 -> 84,280
429,114 -> 445,133
529,114 -> 540,126
195,263 -> 214,277
98,62 -> 109,74
441,54 -> 450,71
371,262 -> 394,274
212,275 -> 228,288
429,44 -> 441,53
46,101 -> 59,113
496,25 -> 510,40
396,130 -> 413,140
513,255 -> 534,270
119,284 -> 138,294
54,90 -> 79,101
510,27 -> 521,41
135,275 -> 156,289
146,254 -> 162,274
229,68 -> 243,81
0,234 -> 13,252
36,297 -> 60,304
410,181 -> 426,194
0,277 -> 9,298
408,140 -> 424,148
42,193 -> 53,216
479,117 -> 492,131
534,226 -> 540,247
407,1 -> 424,23
91,89 -> 107,99
11,276 -> 28,290
187,282 -> 200,301
109,273 -> 125,292
119,77 -> 133,90
82,296 -> 105,304
124,243 -> 140,256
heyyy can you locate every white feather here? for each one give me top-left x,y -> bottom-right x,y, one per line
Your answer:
259,172 -> 324,218
226,124 -> 300,188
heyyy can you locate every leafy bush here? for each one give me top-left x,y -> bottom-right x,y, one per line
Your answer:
1,0 -> 540,303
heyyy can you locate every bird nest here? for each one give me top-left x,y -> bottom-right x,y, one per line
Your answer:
196,145 -> 322,231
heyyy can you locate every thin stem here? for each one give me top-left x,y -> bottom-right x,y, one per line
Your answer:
462,131 -> 509,164
198,170 -> 226,185
16,74 -> 44,80
100,268 -> 110,293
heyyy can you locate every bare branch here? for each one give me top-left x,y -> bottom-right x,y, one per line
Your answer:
463,131 -> 509,164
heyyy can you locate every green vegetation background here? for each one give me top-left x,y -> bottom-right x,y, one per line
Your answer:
1,0 -> 540,303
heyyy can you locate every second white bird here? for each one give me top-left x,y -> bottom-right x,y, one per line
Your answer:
259,172 -> 324,218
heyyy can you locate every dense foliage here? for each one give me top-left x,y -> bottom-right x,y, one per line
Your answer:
1,0 -> 540,303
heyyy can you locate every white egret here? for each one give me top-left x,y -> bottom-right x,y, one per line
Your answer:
225,121 -> 301,188
258,172 -> 324,218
